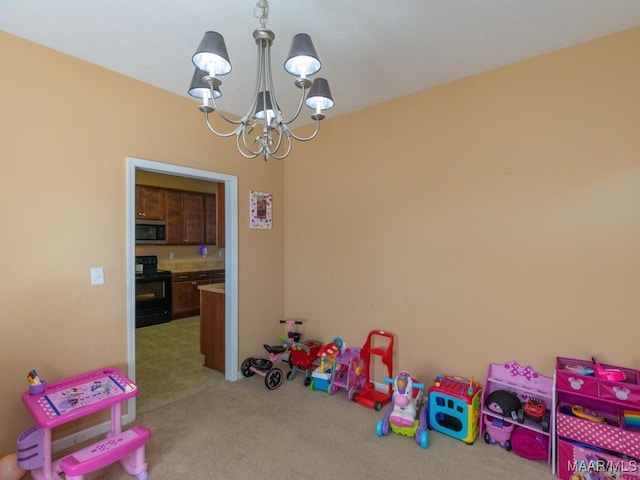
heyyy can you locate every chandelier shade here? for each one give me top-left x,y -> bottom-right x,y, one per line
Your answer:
188,67 -> 221,100
305,78 -> 334,112
284,33 -> 321,77
189,0 -> 335,160
254,91 -> 280,120
192,31 -> 232,76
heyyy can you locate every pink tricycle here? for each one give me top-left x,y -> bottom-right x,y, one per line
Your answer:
241,320 -> 302,390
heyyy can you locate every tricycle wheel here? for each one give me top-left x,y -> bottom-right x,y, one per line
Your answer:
375,402 -> 382,411
241,358 -> 255,377
303,377 -> 311,387
265,368 -> 283,390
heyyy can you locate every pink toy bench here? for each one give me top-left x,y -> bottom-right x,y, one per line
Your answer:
59,426 -> 150,480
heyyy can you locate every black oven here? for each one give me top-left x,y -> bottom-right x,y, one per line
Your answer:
135,256 -> 172,328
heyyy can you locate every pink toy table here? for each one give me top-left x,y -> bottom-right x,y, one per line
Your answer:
19,367 -> 150,480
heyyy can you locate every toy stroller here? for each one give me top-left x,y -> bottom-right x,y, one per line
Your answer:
376,371 -> 429,448
287,340 -> 322,386
328,347 -> 366,400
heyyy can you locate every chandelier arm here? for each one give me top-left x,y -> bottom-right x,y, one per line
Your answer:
247,35 -> 268,121
285,119 -> 321,142
238,122 -> 264,158
268,124 -> 285,157
204,112 -> 243,137
279,84 -> 307,126
209,92 -> 246,126
266,132 -> 293,160
234,133 -> 260,159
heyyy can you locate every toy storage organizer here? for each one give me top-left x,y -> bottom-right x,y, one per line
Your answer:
555,357 -> 640,480
480,361 -> 554,465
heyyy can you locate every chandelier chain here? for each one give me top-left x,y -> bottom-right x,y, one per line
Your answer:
254,0 -> 269,28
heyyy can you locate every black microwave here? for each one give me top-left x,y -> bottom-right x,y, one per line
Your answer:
135,220 -> 166,244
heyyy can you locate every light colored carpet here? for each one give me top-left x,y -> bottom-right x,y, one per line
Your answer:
41,376 -> 557,480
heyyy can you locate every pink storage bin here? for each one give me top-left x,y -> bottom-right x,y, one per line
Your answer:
557,439 -> 640,480
557,411 -> 640,457
556,357 -> 597,396
599,367 -> 640,404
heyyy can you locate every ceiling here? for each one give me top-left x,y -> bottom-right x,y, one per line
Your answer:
2,1 -> 640,126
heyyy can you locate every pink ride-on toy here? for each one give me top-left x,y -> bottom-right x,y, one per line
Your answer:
241,320 -> 302,390
376,371 -> 429,448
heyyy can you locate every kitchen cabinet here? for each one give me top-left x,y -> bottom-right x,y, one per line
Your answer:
135,185 -> 165,220
165,190 -> 205,245
204,183 -> 225,247
199,284 -> 225,373
211,269 -> 225,284
171,271 -> 212,319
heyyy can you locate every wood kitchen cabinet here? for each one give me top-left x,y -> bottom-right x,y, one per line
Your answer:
204,183 -> 225,247
171,271 -> 212,319
211,269 -> 225,283
135,185 -> 165,220
199,285 -> 225,373
165,190 -> 205,245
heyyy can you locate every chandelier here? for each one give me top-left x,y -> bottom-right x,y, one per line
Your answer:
188,0 -> 334,161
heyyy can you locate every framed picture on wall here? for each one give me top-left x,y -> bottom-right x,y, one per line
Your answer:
249,191 -> 272,229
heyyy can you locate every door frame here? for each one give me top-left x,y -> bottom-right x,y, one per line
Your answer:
125,156 -> 239,421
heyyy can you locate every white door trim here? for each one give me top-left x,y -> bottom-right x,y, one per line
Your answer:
125,156 -> 239,422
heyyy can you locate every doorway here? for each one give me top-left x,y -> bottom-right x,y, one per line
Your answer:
126,156 -> 238,421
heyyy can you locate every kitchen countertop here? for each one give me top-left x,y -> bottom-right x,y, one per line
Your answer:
198,283 -> 225,294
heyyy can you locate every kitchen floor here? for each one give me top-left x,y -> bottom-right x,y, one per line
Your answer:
135,316 -> 224,414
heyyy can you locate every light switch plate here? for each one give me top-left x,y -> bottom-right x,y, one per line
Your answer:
91,267 -> 105,285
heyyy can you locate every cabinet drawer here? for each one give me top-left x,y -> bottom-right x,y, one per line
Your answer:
557,439 -> 640,480
173,271 -> 213,283
212,270 -> 225,283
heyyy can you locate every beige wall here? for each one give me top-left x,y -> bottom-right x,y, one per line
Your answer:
1,25 -> 639,456
0,32 -> 285,453
284,27 -> 640,386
